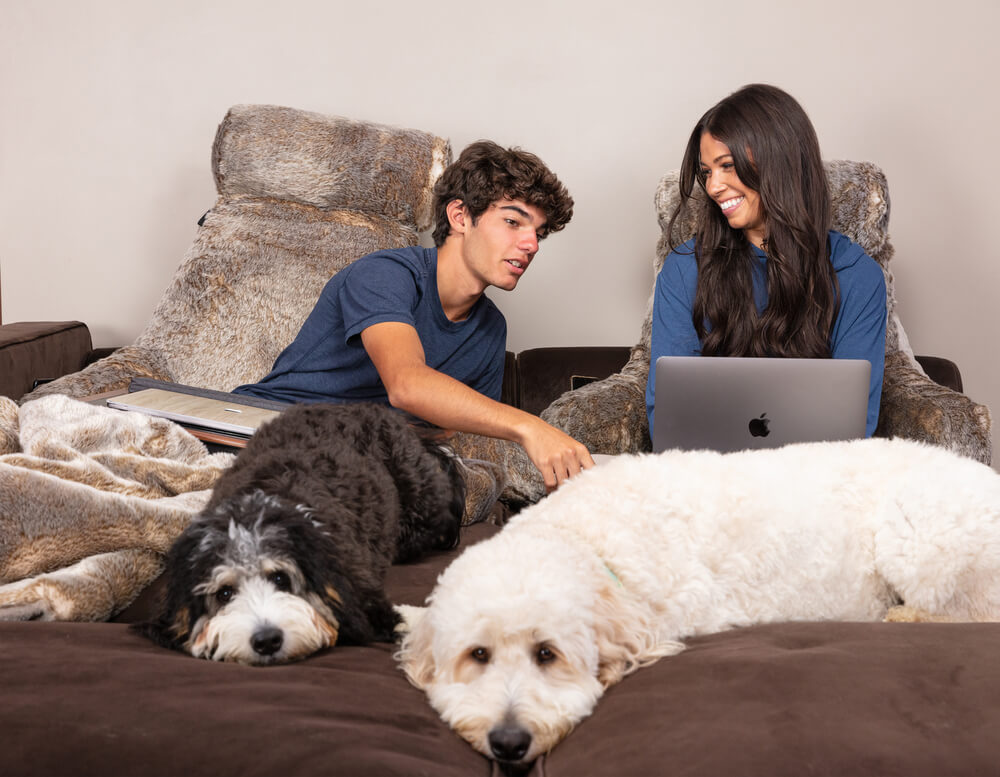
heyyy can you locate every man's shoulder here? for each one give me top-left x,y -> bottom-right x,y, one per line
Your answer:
354,245 -> 433,271
334,246 -> 435,291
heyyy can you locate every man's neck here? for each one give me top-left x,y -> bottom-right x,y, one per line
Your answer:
436,240 -> 486,322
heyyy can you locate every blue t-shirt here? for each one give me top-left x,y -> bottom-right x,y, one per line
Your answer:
645,231 -> 887,437
235,246 -> 507,405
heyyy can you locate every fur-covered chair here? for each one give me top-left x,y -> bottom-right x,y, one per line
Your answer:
542,161 -> 993,466
22,104 -> 450,401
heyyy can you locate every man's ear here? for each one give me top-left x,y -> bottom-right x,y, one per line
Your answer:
446,199 -> 469,235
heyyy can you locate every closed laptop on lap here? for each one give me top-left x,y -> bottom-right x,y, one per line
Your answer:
653,356 -> 870,454
107,382 -> 288,438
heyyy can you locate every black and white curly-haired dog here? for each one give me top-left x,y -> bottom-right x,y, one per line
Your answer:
135,402 -> 465,665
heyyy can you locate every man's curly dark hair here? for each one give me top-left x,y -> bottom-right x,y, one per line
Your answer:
431,140 -> 574,246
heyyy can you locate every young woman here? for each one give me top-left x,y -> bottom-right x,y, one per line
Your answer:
646,84 -> 887,439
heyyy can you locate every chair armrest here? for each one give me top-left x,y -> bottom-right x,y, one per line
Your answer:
19,345 -> 173,403
877,352 -> 992,465
0,321 -> 94,400
542,372 -> 651,455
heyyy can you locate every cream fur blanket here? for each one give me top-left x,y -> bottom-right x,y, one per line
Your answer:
0,395 -> 234,621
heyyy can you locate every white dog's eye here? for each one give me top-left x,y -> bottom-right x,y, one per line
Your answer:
268,571 -> 292,592
470,647 -> 490,663
536,645 -> 557,665
215,585 -> 236,605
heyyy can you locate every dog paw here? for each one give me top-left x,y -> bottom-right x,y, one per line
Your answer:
393,604 -> 426,635
884,605 -> 959,623
0,601 -> 54,621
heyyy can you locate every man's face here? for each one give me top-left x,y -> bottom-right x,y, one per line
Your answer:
461,199 -> 547,292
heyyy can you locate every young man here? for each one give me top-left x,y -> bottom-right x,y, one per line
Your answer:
235,141 -> 593,491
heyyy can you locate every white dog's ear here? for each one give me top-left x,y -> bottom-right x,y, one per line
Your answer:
592,576 -> 685,687
394,605 -> 436,690
393,604 -> 426,636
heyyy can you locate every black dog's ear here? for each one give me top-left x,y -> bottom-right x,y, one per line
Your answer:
130,609 -> 190,651
129,584 -> 195,652
131,515 -> 221,652
316,574 -> 381,646
274,512 -> 399,645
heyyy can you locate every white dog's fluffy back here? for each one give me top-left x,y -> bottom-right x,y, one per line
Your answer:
397,438 -> 1000,764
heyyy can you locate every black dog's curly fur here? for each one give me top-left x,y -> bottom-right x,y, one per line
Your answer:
136,403 -> 465,655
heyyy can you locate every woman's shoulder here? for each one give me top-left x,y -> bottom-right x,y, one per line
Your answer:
660,237 -> 698,271
829,231 -> 881,270
828,231 -> 885,291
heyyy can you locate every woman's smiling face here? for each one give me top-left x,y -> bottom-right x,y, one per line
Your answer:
698,132 -> 766,248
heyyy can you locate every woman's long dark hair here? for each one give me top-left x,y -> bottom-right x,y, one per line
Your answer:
669,84 -> 838,357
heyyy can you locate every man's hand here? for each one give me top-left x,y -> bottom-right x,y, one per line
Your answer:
516,416 -> 595,491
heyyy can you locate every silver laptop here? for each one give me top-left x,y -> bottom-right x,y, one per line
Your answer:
107,388 -> 282,437
652,356 -> 870,454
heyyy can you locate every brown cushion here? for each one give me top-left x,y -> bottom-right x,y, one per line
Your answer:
915,355 -> 963,393
0,321 -> 93,400
537,620 -> 1000,776
516,346 -> 631,416
2,524 -> 498,777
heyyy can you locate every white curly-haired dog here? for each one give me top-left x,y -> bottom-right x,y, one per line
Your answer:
396,437 -> 1000,766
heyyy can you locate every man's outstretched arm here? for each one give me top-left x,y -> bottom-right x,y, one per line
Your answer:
362,321 -> 593,491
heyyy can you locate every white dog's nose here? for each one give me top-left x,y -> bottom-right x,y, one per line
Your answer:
488,724 -> 531,762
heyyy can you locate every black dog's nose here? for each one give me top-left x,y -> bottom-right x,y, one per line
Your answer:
251,627 -> 284,656
488,725 -> 531,762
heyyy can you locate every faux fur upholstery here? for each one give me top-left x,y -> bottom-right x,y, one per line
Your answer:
543,161 -> 993,464
0,395 -> 233,621
22,105 -> 451,400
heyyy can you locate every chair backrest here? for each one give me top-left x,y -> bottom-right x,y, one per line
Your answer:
134,105 -> 451,390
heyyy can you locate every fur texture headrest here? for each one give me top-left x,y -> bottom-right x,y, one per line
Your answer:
211,104 -> 451,232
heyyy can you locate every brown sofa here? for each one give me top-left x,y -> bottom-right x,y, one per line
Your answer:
4,345 -> 1000,776
0,320 -> 113,400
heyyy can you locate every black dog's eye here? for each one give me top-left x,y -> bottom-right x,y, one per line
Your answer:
268,571 -> 291,592
536,645 -> 557,665
215,585 -> 236,605
470,647 -> 490,663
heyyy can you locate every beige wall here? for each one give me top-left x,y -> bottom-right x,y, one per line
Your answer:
2,0 -> 998,456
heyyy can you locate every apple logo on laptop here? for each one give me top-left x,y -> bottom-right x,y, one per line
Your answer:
748,413 -> 771,438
